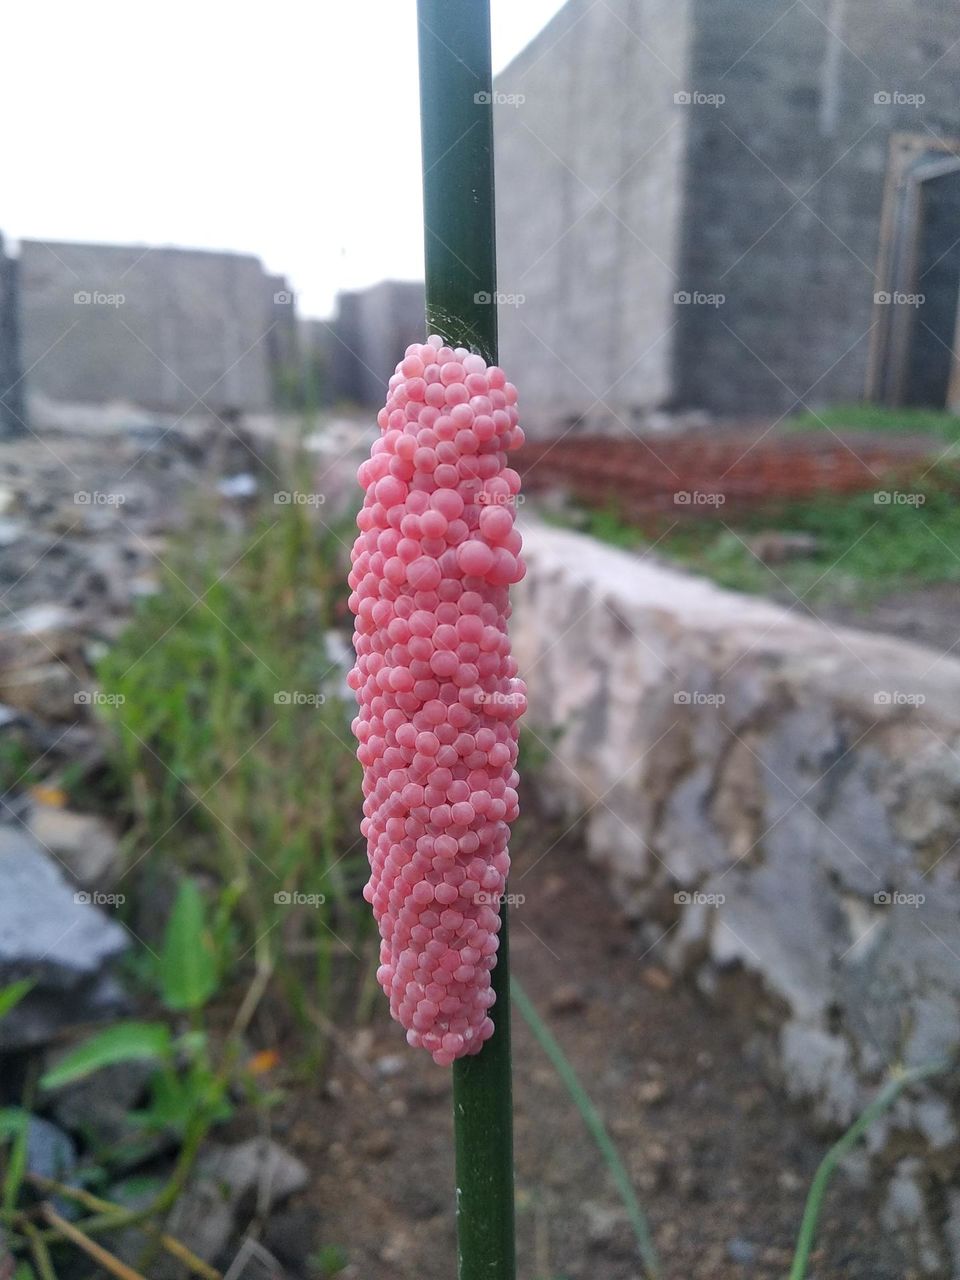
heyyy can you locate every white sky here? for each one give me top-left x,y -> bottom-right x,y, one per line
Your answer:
3,1 -> 564,319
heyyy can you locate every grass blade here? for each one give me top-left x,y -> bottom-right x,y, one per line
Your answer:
510,976 -> 660,1279
789,1059 -> 952,1280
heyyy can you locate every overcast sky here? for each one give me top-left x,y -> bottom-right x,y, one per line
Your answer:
4,1 -> 565,318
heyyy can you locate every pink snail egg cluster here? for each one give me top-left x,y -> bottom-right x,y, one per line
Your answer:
347,334 -> 527,1066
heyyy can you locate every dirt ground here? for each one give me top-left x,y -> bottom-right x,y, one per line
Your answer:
820,582 -> 960,656
265,816 -> 911,1280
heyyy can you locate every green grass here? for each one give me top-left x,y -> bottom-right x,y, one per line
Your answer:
788,403 -> 960,444
558,471 -> 960,608
95,491 -> 367,1026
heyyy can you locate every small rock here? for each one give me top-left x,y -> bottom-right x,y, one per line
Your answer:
581,1201 -> 633,1257
548,984 -> 586,1014
0,663 -> 80,721
636,1078 -> 668,1105
0,826 -> 129,1050
360,1130 -> 395,1159
263,1206 -> 319,1268
27,805 -> 121,888
375,1053 -> 406,1078
197,1138 -> 309,1210
46,1055 -> 154,1151
25,1115 -> 76,1183
640,965 -> 674,992
726,1237 -> 757,1264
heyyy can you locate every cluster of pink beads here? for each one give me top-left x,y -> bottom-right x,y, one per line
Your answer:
347,335 -> 526,1066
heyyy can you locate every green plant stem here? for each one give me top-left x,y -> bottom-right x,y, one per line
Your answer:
788,1059 -> 951,1280
453,907 -> 516,1280
22,1220 -> 58,1280
510,976 -> 660,1279
417,4 -> 515,1277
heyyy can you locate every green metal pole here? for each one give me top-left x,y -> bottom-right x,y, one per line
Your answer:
417,0 -> 499,364
416,5 -> 516,1279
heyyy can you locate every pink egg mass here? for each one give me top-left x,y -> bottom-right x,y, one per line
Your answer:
347,336 -> 527,1066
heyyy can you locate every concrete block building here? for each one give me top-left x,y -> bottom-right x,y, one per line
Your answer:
16,240 -> 290,422
493,0 -> 960,431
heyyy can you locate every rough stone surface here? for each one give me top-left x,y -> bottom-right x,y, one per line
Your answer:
512,519 -> 960,1274
154,1139 -> 308,1276
0,825 -> 129,1049
27,805 -> 121,889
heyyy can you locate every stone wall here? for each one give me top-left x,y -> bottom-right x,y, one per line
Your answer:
18,241 -> 285,421
512,519 -> 960,1275
493,0 -> 692,435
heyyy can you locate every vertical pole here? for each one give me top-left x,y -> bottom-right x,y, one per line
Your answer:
416,6 -> 516,1279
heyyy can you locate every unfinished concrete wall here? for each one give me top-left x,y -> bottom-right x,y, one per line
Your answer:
676,0 -> 960,415
0,235 -> 23,439
328,281 -> 425,406
19,241 -> 282,420
494,0 -> 692,435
